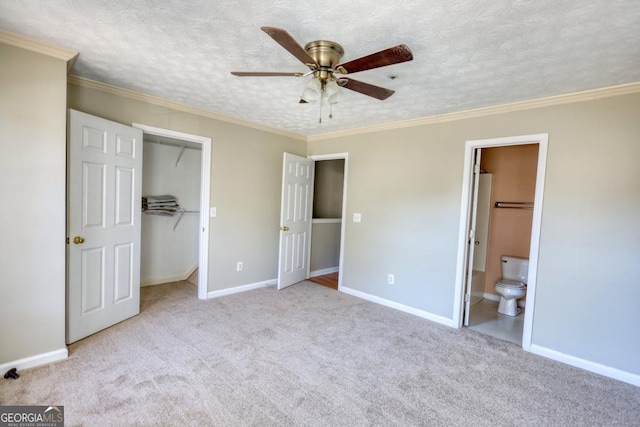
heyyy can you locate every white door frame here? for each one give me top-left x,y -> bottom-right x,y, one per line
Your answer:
307,153 -> 349,290
452,133 -> 548,351
132,123 -> 212,300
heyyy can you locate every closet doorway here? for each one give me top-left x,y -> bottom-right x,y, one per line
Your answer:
133,124 -> 211,299
308,153 -> 348,291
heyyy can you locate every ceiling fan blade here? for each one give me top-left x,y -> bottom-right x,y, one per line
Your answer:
340,78 -> 395,100
336,44 -> 413,74
230,71 -> 303,77
261,27 -> 319,67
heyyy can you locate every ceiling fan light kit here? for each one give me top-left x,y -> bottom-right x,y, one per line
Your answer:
231,27 -> 413,121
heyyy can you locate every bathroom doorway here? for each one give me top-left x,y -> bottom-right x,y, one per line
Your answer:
453,134 -> 548,350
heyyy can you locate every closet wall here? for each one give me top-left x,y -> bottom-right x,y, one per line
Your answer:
310,159 -> 344,274
141,140 -> 201,286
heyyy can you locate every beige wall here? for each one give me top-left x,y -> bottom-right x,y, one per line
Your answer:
481,144 -> 538,294
0,44 -> 68,364
310,222 -> 341,272
68,84 -> 306,291
308,93 -> 640,375
313,159 -> 344,218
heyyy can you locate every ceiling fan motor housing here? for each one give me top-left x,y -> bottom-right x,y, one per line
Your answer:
305,40 -> 345,81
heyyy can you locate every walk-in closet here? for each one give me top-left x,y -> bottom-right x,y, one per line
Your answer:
141,136 -> 202,287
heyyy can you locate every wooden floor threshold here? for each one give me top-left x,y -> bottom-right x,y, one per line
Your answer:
308,272 -> 339,290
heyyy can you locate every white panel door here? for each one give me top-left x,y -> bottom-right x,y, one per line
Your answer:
67,109 -> 143,343
473,174 -> 492,272
277,153 -> 314,290
464,149 -> 482,326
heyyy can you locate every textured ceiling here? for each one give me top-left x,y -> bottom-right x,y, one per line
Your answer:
1,1 -> 639,137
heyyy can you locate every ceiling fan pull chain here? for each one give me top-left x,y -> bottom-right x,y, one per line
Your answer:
329,104 -> 333,119
319,99 -> 323,123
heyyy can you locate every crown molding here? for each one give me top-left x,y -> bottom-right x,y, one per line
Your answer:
0,30 -> 78,72
67,71 -> 640,143
307,81 -> 640,141
67,75 -> 307,142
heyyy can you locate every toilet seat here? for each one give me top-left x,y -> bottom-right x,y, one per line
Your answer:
495,279 -> 526,289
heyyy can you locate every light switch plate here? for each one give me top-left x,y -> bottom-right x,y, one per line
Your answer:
210,207 -> 217,217
353,213 -> 362,223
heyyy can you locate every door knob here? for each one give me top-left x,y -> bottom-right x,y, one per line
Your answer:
73,236 -> 85,244
279,226 -> 289,231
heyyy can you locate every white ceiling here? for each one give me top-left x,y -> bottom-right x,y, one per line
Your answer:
2,1 -> 639,137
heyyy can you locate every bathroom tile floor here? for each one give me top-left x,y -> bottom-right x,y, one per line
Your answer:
468,299 -> 524,345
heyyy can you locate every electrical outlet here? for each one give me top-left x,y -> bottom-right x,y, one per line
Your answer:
353,213 -> 362,223
388,274 -> 395,285
236,261 -> 243,272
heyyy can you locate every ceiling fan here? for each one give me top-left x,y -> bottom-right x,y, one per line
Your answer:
231,27 -> 414,106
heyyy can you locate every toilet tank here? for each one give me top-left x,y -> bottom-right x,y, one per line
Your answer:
501,256 -> 529,284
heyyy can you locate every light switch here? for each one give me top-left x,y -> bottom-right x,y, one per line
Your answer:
353,213 -> 362,223
210,207 -> 217,217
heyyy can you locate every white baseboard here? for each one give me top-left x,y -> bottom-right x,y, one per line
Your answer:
207,279 -> 276,299
0,348 -> 68,373
530,344 -> 640,387
483,292 -> 527,308
141,263 -> 199,287
310,267 -> 339,278
340,287 -> 455,327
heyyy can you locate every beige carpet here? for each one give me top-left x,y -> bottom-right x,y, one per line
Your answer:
1,281 -> 638,426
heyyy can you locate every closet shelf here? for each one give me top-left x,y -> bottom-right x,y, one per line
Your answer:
142,195 -> 198,230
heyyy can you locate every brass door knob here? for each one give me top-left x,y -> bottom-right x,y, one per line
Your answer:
279,226 -> 289,231
73,236 -> 85,244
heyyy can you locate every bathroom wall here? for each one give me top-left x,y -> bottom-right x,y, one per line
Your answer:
481,144 -> 539,295
141,141 -> 201,285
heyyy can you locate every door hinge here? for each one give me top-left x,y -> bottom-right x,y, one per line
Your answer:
465,294 -> 470,302
66,237 -> 69,244
473,163 -> 480,174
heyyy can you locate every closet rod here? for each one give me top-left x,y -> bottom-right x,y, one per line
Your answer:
494,201 -> 533,209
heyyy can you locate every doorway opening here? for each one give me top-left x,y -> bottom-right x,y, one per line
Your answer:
276,153 -> 348,290
308,157 -> 346,290
308,153 -> 348,291
453,134 -> 548,350
132,124 -> 211,300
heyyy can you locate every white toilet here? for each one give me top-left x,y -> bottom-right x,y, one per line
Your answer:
494,256 -> 528,316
